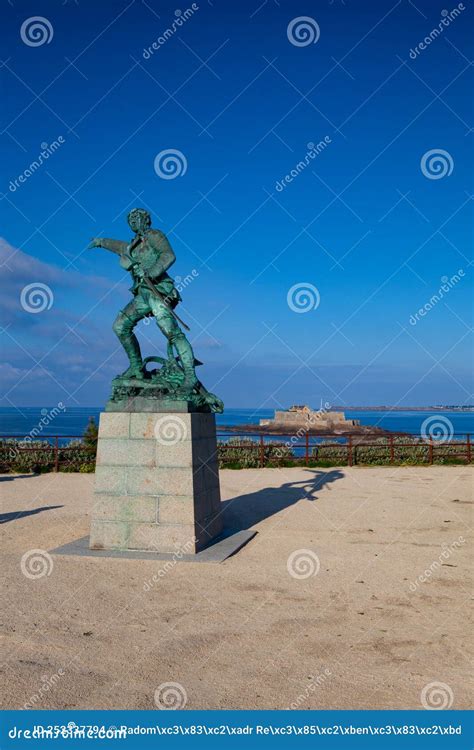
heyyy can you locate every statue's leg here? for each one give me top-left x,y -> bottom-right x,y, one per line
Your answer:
112,297 -> 149,379
149,297 -> 198,392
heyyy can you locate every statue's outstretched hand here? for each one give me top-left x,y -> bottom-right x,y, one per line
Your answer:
88,238 -> 102,249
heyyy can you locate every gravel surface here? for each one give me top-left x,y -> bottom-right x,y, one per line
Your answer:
1,466 -> 472,710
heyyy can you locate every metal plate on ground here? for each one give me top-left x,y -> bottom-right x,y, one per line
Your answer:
50,528 -> 257,563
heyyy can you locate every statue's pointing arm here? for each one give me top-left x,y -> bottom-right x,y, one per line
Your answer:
144,231 -> 176,277
88,238 -> 128,255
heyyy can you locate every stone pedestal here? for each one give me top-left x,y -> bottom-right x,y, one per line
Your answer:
89,411 -> 223,554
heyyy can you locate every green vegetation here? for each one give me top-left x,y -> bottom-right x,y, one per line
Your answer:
0,431 -> 470,474
217,436 -> 471,469
82,416 -> 99,452
0,417 -> 99,474
217,437 -> 293,469
311,436 -> 469,467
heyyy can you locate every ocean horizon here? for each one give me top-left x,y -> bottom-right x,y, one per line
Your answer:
0,406 -> 472,438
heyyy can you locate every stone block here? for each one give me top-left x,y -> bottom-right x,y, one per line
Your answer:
194,488 -> 222,520
128,523 -> 197,553
192,461 -> 208,495
126,467 -> 162,496
107,398 -> 198,414
155,440 -> 194,468
155,467 -> 194,495
92,495 -> 158,523
192,437 -> 218,465
98,412 -> 130,438
130,412 -> 191,440
196,512 -> 223,547
129,413 -> 159,440
94,466 -> 127,495
90,520 -> 129,549
190,413 -> 215,439
96,438 -> 155,467
193,459 -> 220,496
91,411 -> 222,554
159,495 -> 195,525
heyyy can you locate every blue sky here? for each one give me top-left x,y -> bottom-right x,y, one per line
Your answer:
1,0 -> 473,409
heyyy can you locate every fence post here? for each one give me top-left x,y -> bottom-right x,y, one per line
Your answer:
347,436 -> 353,467
389,435 -> 394,465
305,432 -> 309,465
428,437 -> 433,465
467,434 -> 471,464
259,435 -> 265,468
54,436 -> 59,472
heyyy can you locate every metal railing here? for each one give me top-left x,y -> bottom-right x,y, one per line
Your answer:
216,432 -> 472,467
0,432 -> 472,470
0,435 -> 92,473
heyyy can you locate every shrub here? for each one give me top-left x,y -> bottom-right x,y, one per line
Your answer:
0,416 -> 99,474
217,438 -> 293,469
83,416 -> 98,452
0,432 -> 470,473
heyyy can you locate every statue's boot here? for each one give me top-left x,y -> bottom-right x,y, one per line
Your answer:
171,332 -> 198,395
119,358 -> 144,379
113,313 -> 144,379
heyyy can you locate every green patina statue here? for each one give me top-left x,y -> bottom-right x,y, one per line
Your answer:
89,208 -> 223,413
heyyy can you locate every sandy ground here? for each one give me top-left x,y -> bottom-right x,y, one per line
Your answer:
1,466 -> 472,711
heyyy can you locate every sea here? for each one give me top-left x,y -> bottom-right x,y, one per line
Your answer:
0,407 -> 472,439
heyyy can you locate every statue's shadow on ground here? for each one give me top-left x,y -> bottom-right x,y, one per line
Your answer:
0,474 -> 35,482
0,505 -> 63,524
222,469 -> 344,531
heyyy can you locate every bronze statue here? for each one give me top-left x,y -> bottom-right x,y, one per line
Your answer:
89,209 -> 223,412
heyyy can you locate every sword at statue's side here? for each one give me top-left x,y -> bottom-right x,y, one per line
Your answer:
141,274 -> 191,332
127,236 -> 191,332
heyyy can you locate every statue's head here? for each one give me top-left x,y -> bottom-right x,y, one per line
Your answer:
127,208 -> 151,235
